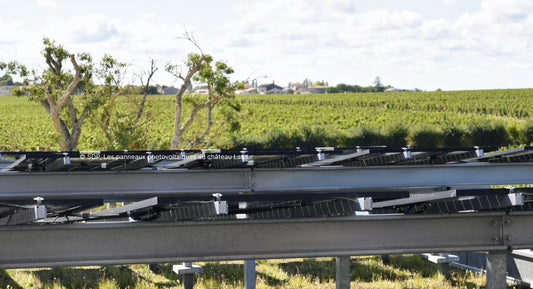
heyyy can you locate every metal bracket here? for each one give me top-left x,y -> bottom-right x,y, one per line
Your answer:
213,193 -> 228,215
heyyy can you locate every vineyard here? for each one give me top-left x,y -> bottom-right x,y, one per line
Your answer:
1,88 -> 533,151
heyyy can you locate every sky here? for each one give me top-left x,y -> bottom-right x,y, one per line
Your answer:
0,0 -> 532,91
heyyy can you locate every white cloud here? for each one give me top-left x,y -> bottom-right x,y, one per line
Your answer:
69,16 -> 119,43
35,0 -> 58,8
442,0 -> 460,5
2,0 -> 533,90
205,0 -> 533,89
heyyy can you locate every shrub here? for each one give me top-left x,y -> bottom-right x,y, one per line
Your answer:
408,126 -> 443,148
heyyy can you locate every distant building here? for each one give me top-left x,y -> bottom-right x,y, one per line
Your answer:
158,86 -> 179,95
290,82 -> 305,90
235,87 -> 258,95
385,87 -> 400,92
258,83 -> 283,94
0,86 -> 11,96
303,85 -> 327,94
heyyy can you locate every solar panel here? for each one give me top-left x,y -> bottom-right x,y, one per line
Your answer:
1,146 -> 533,225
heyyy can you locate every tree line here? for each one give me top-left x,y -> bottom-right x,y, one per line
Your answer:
325,76 -> 390,93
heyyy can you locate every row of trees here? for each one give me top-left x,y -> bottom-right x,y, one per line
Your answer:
0,74 -> 14,86
0,35 -> 241,151
326,77 -> 389,93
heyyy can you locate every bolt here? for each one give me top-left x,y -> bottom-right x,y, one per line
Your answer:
492,236 -> 500,242
505,235 -> 513,241
503,219 -> 511,225
491,219 -> 499,226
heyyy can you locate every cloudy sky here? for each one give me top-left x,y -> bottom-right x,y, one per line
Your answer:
0,0 -> 532,90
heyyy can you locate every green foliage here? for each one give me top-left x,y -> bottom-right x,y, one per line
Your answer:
0,73 -> 13,85
373,76 -> 385,92
1,38 -> 129,151
3,89 -> 533,151
326,86 -> 341,93
331,83 -> 373,93
409,126 -> 443,147
146,86 -> 159,95
1,256 -> 500,288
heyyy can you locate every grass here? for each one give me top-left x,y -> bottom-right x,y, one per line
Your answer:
0,255 -> 527,289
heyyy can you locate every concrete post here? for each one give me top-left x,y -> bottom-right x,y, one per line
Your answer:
336,256 -> 351,289
244,260 -> 256,289
486,251 -> 508,289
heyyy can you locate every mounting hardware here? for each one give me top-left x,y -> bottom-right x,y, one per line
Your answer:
146,152 -> 154,164
212,193 -> 228,215
474,146 -> 484,157
402,147 -> 411,159
241,148 -> 249,163
315,147 -> 334,161
62,153 -> 71,165
33,196 -> 44,205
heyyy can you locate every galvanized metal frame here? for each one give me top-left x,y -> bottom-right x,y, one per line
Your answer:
0,212 -> 532,269
2,163 -> 533,200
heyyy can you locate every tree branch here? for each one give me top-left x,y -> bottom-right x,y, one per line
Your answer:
56,54 -> 82,110
136,59 -> 158,122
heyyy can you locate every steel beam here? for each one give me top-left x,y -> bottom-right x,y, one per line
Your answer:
0,170 -> 251,199
0,212 -> 530,269
251,164 -> 533,193
373,190 -> 457,208
2,163 -> 533,199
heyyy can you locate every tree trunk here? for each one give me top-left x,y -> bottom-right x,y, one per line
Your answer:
170,56 -> 204,149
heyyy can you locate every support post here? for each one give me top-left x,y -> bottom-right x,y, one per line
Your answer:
421,253 -> 459,279
486,251 -> 508,289
438,262 -> 451,279
336,256 -> 351,289
244,260 -> 256,289
182,262 -> 194,289
173,262 -> 202,289
380,254 -> 390,264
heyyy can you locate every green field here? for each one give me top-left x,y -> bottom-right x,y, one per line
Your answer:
2,256 -> 508,289
1,88 -> 533,151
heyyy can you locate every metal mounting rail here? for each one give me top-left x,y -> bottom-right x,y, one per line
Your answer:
0,212 -> 532,268
1,163 -> 533,199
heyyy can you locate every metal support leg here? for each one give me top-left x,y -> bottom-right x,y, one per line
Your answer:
380,254 -> 390,264
173,262 -> 202,289
182,262 -> 194,289
486,251 -> 508,289
244,260 -> 256,289
438,262 -> 451,279
336,256 -> 351,289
